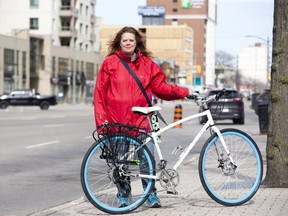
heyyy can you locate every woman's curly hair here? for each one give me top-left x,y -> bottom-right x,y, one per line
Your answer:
106,26 -> 153,58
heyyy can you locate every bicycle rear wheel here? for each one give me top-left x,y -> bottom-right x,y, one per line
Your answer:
81,133 -> 155,214
199,128 -> 263,206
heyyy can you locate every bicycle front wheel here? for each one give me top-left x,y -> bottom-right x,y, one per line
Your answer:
199,128 -> 263,206
81,133 -> 155,214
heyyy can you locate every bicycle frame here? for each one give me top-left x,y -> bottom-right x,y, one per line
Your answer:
142,108 -> 235,175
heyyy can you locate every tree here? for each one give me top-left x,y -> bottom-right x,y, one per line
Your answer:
215,51 -> 236,87
215,50 -> 235,67
263,0 -> 288,187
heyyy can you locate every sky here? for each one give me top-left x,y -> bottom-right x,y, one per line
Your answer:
95,0 -> 274,57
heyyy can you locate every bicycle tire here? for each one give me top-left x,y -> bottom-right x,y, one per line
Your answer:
81,133 -> 155,214
199,128 -> 263,206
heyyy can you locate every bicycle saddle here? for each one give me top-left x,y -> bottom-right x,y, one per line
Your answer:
132,106 -> 162,115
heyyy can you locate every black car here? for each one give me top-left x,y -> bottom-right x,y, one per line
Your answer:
0,89 -> 57,110
199,89 -> 245,124
254,89 -> 270,115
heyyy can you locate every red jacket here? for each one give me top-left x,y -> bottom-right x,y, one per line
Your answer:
94,50 -> 189,128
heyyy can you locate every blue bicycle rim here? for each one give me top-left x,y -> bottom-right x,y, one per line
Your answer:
83,135 -> 154,213
201,131 -> 262,204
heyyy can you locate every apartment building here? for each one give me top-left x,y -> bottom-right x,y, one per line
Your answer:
99,25 -> 194,85
144,0 -> 217,87
0,0 -> 102,103
238,43 -> 268,91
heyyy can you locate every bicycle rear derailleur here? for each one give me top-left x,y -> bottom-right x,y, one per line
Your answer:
159,169 -> 180,195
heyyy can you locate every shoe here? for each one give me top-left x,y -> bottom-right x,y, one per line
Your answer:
146,193 -> 161,208
118,196 -> 130,207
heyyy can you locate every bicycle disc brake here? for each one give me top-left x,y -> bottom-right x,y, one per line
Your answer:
218,159 -> 237,176
159,169 -> 179,195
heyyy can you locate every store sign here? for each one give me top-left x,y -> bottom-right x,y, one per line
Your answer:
191,0 -> 204,9
181,0 -> 205,9
138,6 -> 165,16
181,0 -> 191,8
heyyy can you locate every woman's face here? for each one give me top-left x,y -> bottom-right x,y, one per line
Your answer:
120,32 -> 137,57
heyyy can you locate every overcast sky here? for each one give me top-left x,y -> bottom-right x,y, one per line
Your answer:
95,0 -> 274,57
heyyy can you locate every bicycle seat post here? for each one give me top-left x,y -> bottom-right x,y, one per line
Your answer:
146,115 -> 153,132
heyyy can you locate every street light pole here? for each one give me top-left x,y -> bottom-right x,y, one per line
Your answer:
72,44 -> 76,104
72,40 -> 92,104
13,29 -> 27,89
245,35 -> 270,87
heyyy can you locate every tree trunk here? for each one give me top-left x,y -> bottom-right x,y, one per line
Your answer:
263,0 -> 288,187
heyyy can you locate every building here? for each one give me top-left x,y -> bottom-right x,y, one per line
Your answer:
144,0 -> 217,87
238,43 -> 268,91
99,25 -> 193,86
0,0 -> 102,103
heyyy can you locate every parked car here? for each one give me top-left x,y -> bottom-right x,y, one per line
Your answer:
0,89 -> 57,110
198,89 -> 245,124
254,89 -> 270,115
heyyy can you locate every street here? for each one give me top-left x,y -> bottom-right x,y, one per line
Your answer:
0,100 -> 264,216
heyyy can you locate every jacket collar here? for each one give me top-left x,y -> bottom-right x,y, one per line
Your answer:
116,50 -> 141,63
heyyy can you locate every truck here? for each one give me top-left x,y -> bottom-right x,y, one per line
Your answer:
0,89 -> 58,110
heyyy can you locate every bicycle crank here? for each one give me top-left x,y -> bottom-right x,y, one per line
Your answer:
159,169 -> 180,195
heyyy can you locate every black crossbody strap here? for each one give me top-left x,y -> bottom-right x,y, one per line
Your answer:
118,56 -> 152,107
118,56 -> 167,126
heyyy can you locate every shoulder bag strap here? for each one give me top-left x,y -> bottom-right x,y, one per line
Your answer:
118,56 -> 152,107
118,56 -> 167,126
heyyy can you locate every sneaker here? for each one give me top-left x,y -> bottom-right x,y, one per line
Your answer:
118,196 -> 130,207
146,193 -> 161,208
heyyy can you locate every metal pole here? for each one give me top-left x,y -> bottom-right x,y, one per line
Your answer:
72,45 -> 76,104
72,40 -> 92,104
13,29 -> 27,90
14,37 -> 18,89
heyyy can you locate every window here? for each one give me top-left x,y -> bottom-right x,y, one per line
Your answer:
30,0 -> 39,8
58,58 -> 69,76
22,51 -> 27,80
173,0 -> 178,2
30,18 -> 39,30
80,3 -> 83,15
86,62 -> 94,80
80,23 -> 83,34
86,25 -> 88,36
173,8 -> 178,12
172,19 -> 178,25
86,5 -> 89,16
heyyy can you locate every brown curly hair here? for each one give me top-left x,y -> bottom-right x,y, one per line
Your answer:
107,26 -> 153,58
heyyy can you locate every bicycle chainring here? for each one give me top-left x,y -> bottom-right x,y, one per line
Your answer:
159,169 -> 180,190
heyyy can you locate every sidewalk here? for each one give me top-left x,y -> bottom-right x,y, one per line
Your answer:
29,133 -> 288,216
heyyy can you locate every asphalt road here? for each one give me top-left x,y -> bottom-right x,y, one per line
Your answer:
0,100 -> 260,216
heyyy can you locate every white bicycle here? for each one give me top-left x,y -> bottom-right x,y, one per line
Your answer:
81,89 -> 263,214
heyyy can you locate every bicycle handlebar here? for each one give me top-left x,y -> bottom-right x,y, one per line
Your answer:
186,88 -> 227,107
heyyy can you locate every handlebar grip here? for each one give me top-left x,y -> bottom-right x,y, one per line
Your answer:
186,93 -> 199,100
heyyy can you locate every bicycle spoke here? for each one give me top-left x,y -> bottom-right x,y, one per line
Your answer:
199,129 -> 263,206
81,134 -> 155,214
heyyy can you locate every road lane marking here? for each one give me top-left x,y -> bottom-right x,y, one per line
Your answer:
43,124 -> 64,128
26,140 -> 60,149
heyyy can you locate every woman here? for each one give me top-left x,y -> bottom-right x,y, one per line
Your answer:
94,26 -> 189,208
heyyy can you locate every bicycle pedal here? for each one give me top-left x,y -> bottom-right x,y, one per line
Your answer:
167,189 -> 178,195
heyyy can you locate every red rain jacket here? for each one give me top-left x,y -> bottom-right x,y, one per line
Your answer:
94,50 -> 189,129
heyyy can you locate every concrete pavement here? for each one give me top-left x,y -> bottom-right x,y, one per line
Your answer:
28,102 -> 288,216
